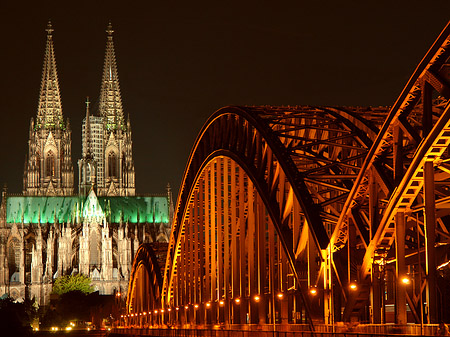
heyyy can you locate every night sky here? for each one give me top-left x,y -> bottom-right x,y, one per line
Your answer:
1,1 -> 450,198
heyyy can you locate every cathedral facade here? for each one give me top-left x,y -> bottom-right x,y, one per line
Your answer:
0,22 -> 172,305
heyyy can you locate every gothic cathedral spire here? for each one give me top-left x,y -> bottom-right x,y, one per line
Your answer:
23,21 -> 74,196
99,22 -> 124,131
79,22 -> 135,197
36,21 -> 64,130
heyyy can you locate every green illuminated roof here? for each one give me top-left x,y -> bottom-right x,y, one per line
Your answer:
5,195 -> 169,224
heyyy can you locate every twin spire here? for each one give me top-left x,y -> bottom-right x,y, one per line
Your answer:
38,20 -> 124,132
99,21 -> 124,131
36,20 -> 63,130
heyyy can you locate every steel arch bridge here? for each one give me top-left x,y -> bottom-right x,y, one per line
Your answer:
124,21 -> 450,330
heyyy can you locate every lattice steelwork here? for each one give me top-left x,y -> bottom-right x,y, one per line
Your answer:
125,244 -> 166,327
159,104 -> 388,327
125,21 -> 450,331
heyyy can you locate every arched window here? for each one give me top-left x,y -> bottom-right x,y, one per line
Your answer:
108,152 -> 116,178
8,238 -> 20,280
46,151 -> 55,177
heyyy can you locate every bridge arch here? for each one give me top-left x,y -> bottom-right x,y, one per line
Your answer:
123,19 -> 450,333
161,105 -> 387,326
126,243 -> 164,326
330,22 -> 450,323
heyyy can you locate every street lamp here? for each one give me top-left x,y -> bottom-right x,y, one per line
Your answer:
253,295 -> 261,302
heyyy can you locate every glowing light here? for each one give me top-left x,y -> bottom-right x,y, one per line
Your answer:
277,292 -> 284,299
168,308 -> 172,312
194,304 -> 199,309
176,307 -> 180,311
206,302 -> 211,308
234,298 -> 241,304
219,300 -> 225,306
65,326 -> 73,331
184,305 -> 189,310
121,315 -> 123,318
253,295 -> 261,302
87,328 -> 90,331
143,312 -> 147,315
139,313 -> 142,316
161,309 -> 165,313
309,287 -> 317,295
154,310 -> 158,314
402,276 -> 411,285
349,283 -> 357,291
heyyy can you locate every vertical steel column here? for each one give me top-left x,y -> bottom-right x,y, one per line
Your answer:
180,223 -> 186,324
217,158 -> 224,323
257,193 -> 267,324
290,199 -> 301,324
193,191 -> 199,324
239,168 -> 247,324
424,160 -> 437,323
223,157 -> 230,324
189,200 -> 194,323
211,160 -> 217,323
231,160 -> 239,323
269,215 -> 276,325
248,179 -> 257,323
198,180 -> 205,325
323,246 -> 333,325
395,211 -> 407,324
205,169 -> 211,324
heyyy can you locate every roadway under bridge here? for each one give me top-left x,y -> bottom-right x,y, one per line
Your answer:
118,21 -> 450,336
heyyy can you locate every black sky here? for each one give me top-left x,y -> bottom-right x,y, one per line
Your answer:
1,1 -> 450,197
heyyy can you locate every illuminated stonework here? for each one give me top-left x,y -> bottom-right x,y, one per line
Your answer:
23,21 -> 74,196
78,22 -> 135,197
0,22 -> 172,306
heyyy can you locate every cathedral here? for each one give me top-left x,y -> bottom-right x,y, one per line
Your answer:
0,22 -> 173,305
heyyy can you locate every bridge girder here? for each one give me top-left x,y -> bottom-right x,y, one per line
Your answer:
125,20 -> 450,331
160,105 -> 388,326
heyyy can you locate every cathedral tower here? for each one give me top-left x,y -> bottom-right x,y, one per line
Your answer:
23,21 -> 74,196
79,23 -> 135,196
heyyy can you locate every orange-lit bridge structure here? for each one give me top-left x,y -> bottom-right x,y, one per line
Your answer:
120,22 -> 450,335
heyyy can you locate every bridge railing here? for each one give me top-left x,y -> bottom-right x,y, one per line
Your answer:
112,323 -> 442,337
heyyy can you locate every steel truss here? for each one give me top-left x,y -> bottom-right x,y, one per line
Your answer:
126,21 -> 450,329
125,244 -> 165,326
160,104 -> 387,327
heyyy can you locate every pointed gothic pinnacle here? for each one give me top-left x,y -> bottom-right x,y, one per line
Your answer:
106,21 -> 114,36
46,20 -> 54,35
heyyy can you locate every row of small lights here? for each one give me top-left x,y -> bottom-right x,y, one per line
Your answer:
308,277 -> 411,296
121,293 -> 288,318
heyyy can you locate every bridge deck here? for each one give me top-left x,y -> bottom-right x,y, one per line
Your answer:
111,324 -> 443,337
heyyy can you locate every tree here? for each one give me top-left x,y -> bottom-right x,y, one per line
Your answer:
52,274 -> 94,295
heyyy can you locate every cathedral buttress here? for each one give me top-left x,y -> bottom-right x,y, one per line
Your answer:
23,21 -> 74,196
